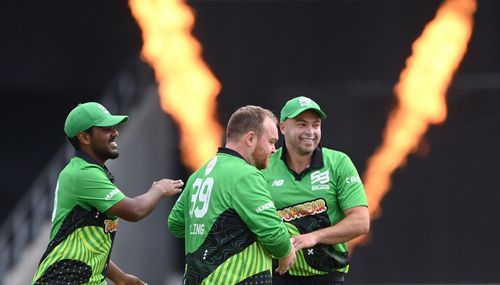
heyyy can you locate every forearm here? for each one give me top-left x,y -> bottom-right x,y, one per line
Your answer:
128,187 -> 164,220
106,261 -> 146,285
302,206 -> 369,246
314,212 -> 369,244
106,260 -> 126,283
108,179 -> 183,222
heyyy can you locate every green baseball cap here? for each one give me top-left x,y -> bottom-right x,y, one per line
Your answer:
280,96 -> 327,122
64,102 -> 128,138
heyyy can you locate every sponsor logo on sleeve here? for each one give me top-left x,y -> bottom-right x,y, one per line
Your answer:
104,188 -> 121,200
345,175 -> 362,184
256,201 -> 274,213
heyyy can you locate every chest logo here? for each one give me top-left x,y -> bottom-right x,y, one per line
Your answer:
271,179 -> 284,187
277,198 -> 327,222
311,170 -> 329,191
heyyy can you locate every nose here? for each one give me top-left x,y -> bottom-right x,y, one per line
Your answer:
111,128 -> 119,137
304,124 -> 314,134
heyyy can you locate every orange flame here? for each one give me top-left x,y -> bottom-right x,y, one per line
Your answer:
129,0 -> 223,171
350,0 -> 476,249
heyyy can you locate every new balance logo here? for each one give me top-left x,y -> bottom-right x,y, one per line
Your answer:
271,179 -> 284,187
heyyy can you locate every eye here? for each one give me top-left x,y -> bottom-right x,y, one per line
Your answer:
103,127 -> 115,133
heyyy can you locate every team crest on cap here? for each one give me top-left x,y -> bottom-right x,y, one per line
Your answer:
96,103 -> 111,114
298,97 -> 313,106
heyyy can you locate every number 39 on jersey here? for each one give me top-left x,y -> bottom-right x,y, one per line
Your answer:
189,177 -> 214,218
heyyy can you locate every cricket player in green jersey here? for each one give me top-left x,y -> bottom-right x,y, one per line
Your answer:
168,105 -> 296,285
33,102 -> 184,285
261,96 -> 370,285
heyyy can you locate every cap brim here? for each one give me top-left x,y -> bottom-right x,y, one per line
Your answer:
285,107 -> 326,121
94,115 -> 129,127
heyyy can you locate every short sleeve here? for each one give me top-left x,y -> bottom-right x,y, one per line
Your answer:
73,165 -> 125,213
168,177 -> 189,238
335,155 -> 368,211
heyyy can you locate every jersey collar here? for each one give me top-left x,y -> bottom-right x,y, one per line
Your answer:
75,150 -> 115,182
280,144 -> 324,181
217,147 -> 246,162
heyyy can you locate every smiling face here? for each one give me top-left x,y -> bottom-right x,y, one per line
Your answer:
79,126 -> 120,164
91,126 -> 120,162
280,109 -> 321,156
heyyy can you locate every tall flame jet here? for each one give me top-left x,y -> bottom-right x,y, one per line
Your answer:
350,0 -> 476,249
129,0 -> 223,171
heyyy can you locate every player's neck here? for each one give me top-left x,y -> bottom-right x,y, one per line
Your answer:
286,151 -> 312,174
81,148 -> 106,166
225,142 -> 251,165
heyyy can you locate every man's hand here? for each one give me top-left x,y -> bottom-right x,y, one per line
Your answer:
275,240 -> 296,275
152,179 -> 184,196
291,232 -> 318,250
291,206 -> 370,247
107,261 -> 147,285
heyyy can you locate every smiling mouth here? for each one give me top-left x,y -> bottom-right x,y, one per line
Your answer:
300,137 -> 315,143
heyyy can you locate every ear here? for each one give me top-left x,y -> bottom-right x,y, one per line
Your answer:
244,131 -> 256,146
76,132 -> 91,146
279,122 -> 286,135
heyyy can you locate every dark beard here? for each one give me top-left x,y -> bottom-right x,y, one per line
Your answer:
108,152 -> 119,160
94,147 -> 119,161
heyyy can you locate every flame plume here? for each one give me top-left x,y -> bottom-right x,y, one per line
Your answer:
351,0 -> 476,249
129,0 -> 223,171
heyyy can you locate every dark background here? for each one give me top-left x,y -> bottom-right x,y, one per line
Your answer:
2,0 -> 499,283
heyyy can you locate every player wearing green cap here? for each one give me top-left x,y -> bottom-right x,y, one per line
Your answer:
168,105 -> 296,285
33,102 -> 184,285
262,96 -> 370,285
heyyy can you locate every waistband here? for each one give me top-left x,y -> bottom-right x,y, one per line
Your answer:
278,271 -> 344,282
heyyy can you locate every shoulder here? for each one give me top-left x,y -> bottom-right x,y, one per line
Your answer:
222,155 -> 266,183
265,148 -> 284,168
321,147 -> 351,165
269,148 -> 283,161
197,153 -> 261,181
64,158 -> 109,183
